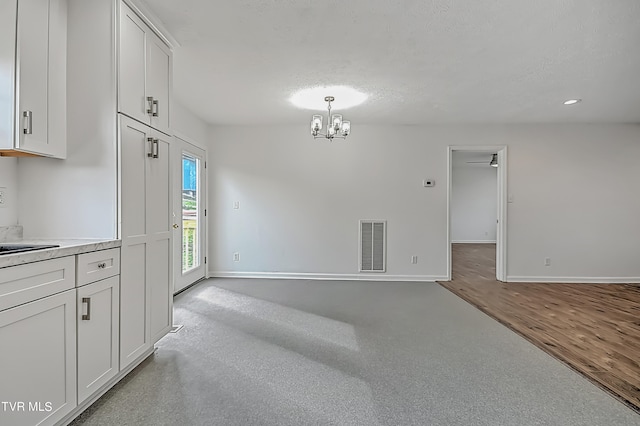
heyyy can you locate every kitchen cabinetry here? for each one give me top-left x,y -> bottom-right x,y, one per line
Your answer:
119,115 -> 173,369
0,258 -> 77,426
0,245 -> 123,425
0,0 -> 66,158
76,249 -> 120,404
119,1 -> 172,135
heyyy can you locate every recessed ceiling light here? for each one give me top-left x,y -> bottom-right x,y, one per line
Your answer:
563,99 -> 581,105
290,86 -> 368,110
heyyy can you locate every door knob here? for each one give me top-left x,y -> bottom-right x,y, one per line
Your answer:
172,224 -> 179,229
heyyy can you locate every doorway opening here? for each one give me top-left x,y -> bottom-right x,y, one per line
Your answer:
447,146 -> 507,282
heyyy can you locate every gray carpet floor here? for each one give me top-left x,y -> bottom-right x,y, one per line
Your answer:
71,278 -> 640,425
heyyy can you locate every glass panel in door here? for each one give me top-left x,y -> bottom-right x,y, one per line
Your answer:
173,139 -> 206,294
182,153 -> 199,273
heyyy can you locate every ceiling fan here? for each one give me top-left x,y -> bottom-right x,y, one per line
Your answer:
466,153 -> 498,167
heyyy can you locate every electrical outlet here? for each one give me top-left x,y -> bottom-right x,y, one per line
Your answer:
544,257 -> 551,267
411,255 -> 418,264
233,252 -> 240,262
0,187 -> 6,207
233,201 -> 240,209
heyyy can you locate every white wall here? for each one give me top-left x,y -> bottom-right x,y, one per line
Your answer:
0,157 -> 18,225
208,123 -> 640,282
451,154 -> 497,243
172,99 -> 210,147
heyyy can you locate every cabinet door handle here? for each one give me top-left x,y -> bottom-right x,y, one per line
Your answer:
147,137 -> 154,157
152,99 -> 159,117
23,111 -> 32,134
153,138 -> 159,158
147,96 -> 154,115
82,297 -> 91,320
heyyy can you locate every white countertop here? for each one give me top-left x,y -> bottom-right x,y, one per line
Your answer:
0,239 -> 121,268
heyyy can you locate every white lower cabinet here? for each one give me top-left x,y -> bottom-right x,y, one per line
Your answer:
0,247 -> 124,425
76,275 -> 119,404
0,289 -> 77,426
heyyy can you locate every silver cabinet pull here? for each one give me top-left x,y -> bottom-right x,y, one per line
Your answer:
146,96 -> 154,115
147,138 -> 159,158
23,111 -> 32,134
153,138 -> 159,158
147,137 -> 154,157
82,297 -> 91,320
152,99 -> 159,117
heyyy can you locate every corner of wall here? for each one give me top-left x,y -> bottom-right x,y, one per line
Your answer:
0,157 -> 18,226
172,99 -> 210,147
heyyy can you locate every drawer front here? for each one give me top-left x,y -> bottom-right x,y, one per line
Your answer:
77,248 -> 121,287
0,256 -> 76,312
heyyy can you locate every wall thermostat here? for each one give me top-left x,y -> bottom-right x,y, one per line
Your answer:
423,179 -> 435,187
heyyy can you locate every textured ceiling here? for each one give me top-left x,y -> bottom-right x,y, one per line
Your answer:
139,0 -> 640,125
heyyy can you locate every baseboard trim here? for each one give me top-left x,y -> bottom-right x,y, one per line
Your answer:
506,276 -> 640,284
451,240 -> 496,244
210,271 -> 445,282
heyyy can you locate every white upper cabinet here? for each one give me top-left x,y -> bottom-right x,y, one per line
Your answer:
119,2 -> 172,135
0,0 -> 67,158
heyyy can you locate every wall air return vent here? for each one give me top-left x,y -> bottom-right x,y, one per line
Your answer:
359,220 -> 386,272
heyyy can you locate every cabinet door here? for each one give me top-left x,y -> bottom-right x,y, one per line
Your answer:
118,2 -> 148,126
119,116 -> 152,369
147,33 -> 172,134
0,289 -> 77,426
148,131 -> 172,342
0,0 -> 17,148
119,116 -> 173,367
77,276 -> 120,403
16,0 -> 49,153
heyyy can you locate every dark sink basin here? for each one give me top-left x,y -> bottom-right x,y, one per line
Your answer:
0,244 -> 60,255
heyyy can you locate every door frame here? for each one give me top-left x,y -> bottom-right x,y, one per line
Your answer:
172,132 -> 208,294
446,145 -> 508,282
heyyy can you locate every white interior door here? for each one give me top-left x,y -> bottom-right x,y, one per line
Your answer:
173,137 -> 207,293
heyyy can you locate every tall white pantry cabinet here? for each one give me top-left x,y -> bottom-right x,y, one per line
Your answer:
63,0 -> 173,388
116,1 -> 174,370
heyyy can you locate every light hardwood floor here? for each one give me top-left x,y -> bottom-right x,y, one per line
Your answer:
439,243 -> 640,412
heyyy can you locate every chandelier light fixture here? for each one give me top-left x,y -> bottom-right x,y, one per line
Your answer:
310,96 -> 351,141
